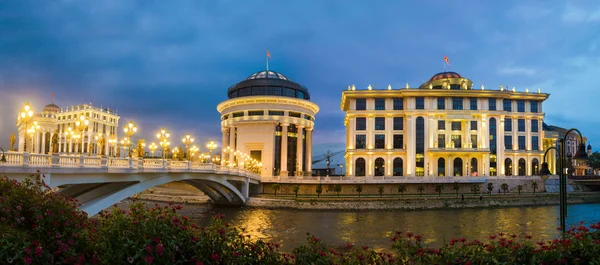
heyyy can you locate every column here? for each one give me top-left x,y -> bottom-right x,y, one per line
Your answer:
221,127 -> 229,163
526,118 -> 531,150
69,138 -> 73,154
406,115 -> 414,175
498,116 -> 505,176
348,116 -> 355,149
446,156 -> 451,177
386,116 -> 392,149
34,131 -> 40,154
87,132 -> 92,155
18,131 -> 25,152
229,126 -> 236,163
280,124 -> 288,176
105,137 -> 110,156
48,133 -> 54,154
367,116 -> 374,149
41,132 -> 46,154
296,125 -> 304,176
305,128 -> 313,176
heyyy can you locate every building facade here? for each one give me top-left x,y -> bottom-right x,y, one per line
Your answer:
16,102 -> 120,156
341,71 -> 550,178
217,70 -> 319,178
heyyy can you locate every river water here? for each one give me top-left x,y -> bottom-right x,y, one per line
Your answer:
186,203 -> 600,252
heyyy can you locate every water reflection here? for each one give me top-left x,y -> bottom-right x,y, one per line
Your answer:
192,204 -> 600,252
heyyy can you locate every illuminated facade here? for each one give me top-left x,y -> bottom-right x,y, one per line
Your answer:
16,102 -> 120,156
217,70 -> 319,178
341,71 -> 550,178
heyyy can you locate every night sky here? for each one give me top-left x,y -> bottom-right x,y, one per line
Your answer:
1,1 -> 599,166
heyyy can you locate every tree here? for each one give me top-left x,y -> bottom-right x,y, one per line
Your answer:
417,185 -> 425,196
316,184 -> 323,198
532,181 -> 538,194
378,185 -> 385,197
327,184 -> 334,193
501,183 -> 509,195
487,182 -> 494,195
293,185 -> 300,198
355,184 -> 363,198
471,184 -> 480,195
517,185 -> 523,195
435,184 -> 444,196
272,184 -> 280,196
452,182 -> 460,196
397,184 -> 407,197
334,184 -> 342,197
588,151 -> 600,171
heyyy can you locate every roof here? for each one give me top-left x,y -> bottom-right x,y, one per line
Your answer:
42,103 -> 61,113
428,71 -> 462,81
227,70 -> 311,100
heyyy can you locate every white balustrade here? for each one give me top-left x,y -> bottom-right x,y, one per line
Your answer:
29,154 -> 52,167
107,158 -> 129,168
170,161 -> 189,169
143,159 -> 163,168
59,155 -> 80,167
3,153 -> 23,166
83,157 -> 102,167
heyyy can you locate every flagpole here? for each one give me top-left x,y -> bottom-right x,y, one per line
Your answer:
266,54 -> 269,72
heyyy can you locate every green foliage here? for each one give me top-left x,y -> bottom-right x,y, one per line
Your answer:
471,184 -> 481,195
397,184 -> 407,197
293,185 -> 300,198
501,183 -> 509,194
355,184 -> 363,198
487,182 -> 494,194
272,184 -> 281,196
452,182 -> 460,196
334,184 -> 342,197
378,186 -> 385,197
417,185 -> 425,196
517,185 -> 523,195
435,184 -> 444,196
532,181 -> 539,194
316,184 -> 323,198
588,151 -> 600,170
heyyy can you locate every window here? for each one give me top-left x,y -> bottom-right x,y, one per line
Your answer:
451,135 -> 462,148
505,135 -> 512,150
415,117 -> 425,176
375,98 -> 386,110
531,119 -> 539,132
518,136 -> 526,150
530,101 -> 538,112
393,158 -> 403,176
489,98 -> 497,111
248,110 -> 264,116
438,158 -> 445,176
289,112 -> 301,118
374,158 -> 385,176
356,98 -> 366,110
518,158 -> 526,176
355,158 -> 366,176
375,134 -> 385,149
232,112 -> 244,117
532,136 -> 539,151
438,120 -> 446,130
503,99 -> 512,112
356,117 -> 366,130
451,121 -> 461,131
517,100 -> 525,112
416,97 -> 425,109
471,135 -> 478,148
470,121 -> 477,130
393,134 -> 403,149
393,98 -> 403,110
505,158 -> 513,176
489,118 -> 497,175
393,117 -> 403,130
452,97 -> 463,110
532,158 -> 539,175
504,118 -> 512,131
470,98 -> 478,110
437,97 -> 445,110
355,135 -> 366,149
438,134 -> 445,148
375,117 -> 385,130
518,119 -> 525,132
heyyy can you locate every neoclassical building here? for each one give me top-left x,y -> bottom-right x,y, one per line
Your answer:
217,70 -> 319,178
16,102 -> 120,156
341,71 -> 550,178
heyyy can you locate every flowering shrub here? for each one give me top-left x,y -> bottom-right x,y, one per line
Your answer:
0,174 -> 94,264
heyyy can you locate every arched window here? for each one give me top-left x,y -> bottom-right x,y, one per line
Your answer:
489,118 -> 497,176
355,158 -> 366,177
374,158 -> 385,176
505,158 -> 513,176
518,158 -> 526,176
532,158 -> 539,175
438,158 -> 446,176
454,158 -> 463,176
415,117 -> 425,176
393,158 -> 403,176
470,158 -> 478,176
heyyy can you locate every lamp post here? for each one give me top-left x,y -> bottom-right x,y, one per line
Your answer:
27,121 -> 41,153
206,140 -> 217,163
539,128 -> 589,236
63,127 -> 74,154
19,102 -> 35,152
190,145 -> 199,162
123,121 -> 137,157
108,135 -> 118,157
149,143 -> 158,158
182,134 -> 195,161
94,133 -> 105,156
156,128 -> 171,159
0,147 -> 7,163
75,115 -> 89,154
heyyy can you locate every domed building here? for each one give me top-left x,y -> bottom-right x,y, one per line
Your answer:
217,70 -> 319,178
340,71 -> 551,178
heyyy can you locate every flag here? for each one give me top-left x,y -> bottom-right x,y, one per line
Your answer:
266,50 -> 271,59
444,55 -> 450,65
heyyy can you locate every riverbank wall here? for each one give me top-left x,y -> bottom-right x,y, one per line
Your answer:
246,193 -> 600,211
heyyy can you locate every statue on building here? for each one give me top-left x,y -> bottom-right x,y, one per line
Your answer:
116,146 -> 121,157
9,132 -> 16,151
136,139 -> 145,158
98,137 -> 105,156
52,133 -> 59,153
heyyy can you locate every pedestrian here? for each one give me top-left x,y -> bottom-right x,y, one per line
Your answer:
479,194 -> 483,201
461,194 -> 464,201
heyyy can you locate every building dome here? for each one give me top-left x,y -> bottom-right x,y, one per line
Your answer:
419,71 -> 473,90
42,103 -> 61,113
227,70 -> 310,100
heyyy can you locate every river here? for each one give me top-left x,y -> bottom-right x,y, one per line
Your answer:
184,203 -> 600,252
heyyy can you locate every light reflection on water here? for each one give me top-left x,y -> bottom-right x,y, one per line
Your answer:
190,204 -> 600,252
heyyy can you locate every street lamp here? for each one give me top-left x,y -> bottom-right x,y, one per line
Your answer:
539,128 -> 589,236
206,140 -> 217,163
149,143 -> 158,158
0,147 -> 7,163
120,137 -> 131,158
123,121 -> 137,157
182,134 -> 195,161
190,145 -> 199,162
75,115 -> 89,154
27,121 -> 41,153
107,135 -> 117,157
19,102 -> 35,152
156,128 -> 171,159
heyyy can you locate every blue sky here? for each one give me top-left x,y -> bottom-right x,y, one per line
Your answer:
1,0 -> 599,165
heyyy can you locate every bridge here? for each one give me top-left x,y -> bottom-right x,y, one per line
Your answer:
0,152 -> 261,216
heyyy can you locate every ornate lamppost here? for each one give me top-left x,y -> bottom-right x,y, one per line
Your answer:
108,135 -> 118,157
539,128 -> 589,236
119,137 -> 131,158
206,140 -> 217,164
156,128 -> 171,159
182,134 -> 195,161
75,115 -> 89,154
123,121 -> 137,157
149,143 -> 158,158
0,147 -> 7,163
189,145 -> 199,162
62,127 -> 75,154
27,121 -> 41,153
19,102 -> 35,152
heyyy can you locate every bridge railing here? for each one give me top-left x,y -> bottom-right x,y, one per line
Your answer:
0,152 -> 260,180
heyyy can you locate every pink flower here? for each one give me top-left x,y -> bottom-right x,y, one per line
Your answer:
35,246 -> 43,257
24,256 -> 32,265
210,253 -> 220,261
146,245 -> 153,252
127,257 -> 134,263
156,244 -> 164,255
145,255 -> 153,264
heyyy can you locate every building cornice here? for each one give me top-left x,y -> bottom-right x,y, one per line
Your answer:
217,96 -> 320,114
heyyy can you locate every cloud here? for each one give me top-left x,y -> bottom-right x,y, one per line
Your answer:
562,5 -> 600,23
497,66 -> 537,76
